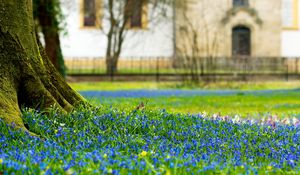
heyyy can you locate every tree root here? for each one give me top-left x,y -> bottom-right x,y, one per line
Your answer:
0,25 -> 87,136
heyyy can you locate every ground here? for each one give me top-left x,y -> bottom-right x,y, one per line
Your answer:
0,81 -> 299,174
71,81 -> 300,117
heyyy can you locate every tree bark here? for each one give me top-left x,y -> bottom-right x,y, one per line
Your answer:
106,56 -> 119,75
35,0 -> 66,77
0,0 -> 85,134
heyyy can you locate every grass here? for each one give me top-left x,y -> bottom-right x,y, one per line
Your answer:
70,81 -> 300,118
69,81 -> 300,91
83,91 -> 300,118
0,106 -> 299,174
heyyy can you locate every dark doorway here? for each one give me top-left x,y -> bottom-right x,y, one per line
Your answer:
232,26 -> 251,56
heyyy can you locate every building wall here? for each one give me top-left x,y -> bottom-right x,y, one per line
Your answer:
282,0 -> 300,57
60,0 -> 174,60
176,0 -> 282,57
59,0 -> 300,59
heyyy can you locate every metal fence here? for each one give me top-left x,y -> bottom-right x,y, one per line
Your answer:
65,56 -> 300,81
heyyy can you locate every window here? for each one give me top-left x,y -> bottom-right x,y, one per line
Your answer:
232,26 -> 251,56
125,0 -> 147,29
130,0 -> 143,27
233,0 -> 249,7
80,0 -> 102,28
84,0 -> 96,26
282,0 -> 298,29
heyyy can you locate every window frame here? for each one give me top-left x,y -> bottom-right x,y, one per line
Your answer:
282,0 -> 299,30
125,0 -> 148,30
80,0 -> 102,29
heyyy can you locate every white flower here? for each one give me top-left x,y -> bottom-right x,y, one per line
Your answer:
212,113 -> 218,120
292,117 -> 299,125
283,118 -> 290,125
232,115 -> 240,123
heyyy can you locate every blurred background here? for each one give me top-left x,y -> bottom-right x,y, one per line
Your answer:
34,0 -> 300,83
33,0 -> 300,116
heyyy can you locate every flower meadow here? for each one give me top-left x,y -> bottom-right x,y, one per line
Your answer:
0,106 -> 299,175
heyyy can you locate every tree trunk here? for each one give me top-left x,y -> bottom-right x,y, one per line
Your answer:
106,56 -> 119,75
105,0 -> 127,75
42,28 -> 65,77
36,0 -> 66,77
0,0 -> 85,134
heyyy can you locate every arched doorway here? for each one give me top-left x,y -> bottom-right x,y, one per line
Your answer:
232,26 -> 251,56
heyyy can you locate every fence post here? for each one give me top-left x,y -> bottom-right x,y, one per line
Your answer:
140,57 -> 142,74
156,57 -> 160,82
92,57 -> 95,74
296,58 -> 299,74
284,57 -> 289,81
110,65 -> 114,82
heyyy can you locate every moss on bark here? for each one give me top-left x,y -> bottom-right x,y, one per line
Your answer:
0,0 -> 86,134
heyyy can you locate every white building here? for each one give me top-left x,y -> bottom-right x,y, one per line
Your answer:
282,0 -> 300,57
60,0 -> 300,62
60,0 -> 174,60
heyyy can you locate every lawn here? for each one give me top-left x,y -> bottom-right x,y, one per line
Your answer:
68,81 -> 300,91
0,81 -> 299,174
73,81 -> 300,118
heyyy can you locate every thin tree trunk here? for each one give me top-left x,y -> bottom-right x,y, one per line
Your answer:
106,56 -> 119,75
105,0 -> 128,75
36,0 -> 66,76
